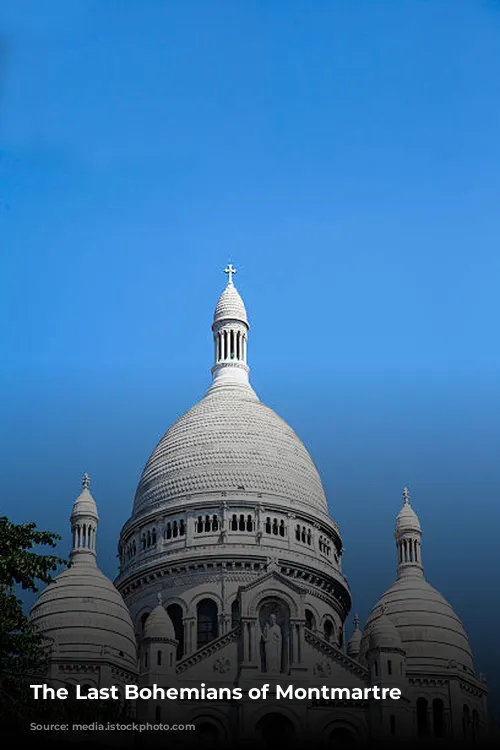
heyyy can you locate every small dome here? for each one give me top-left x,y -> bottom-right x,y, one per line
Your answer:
213,282 -> 248,325
144,602 -> 176,642
347,616 -> 362,657
30,564 -> 137,673
70,478 -> 98,521
396,488 -> 421,533
368,610 -> 402,650
359,577 -> 474,672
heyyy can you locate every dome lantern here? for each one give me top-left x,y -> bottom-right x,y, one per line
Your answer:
395,487 -> 423,578
210,264 -> 251,391
69,473 -> 99,566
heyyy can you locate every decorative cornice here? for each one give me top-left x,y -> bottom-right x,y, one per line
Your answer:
176,626 -> 240,674
305,629 -> 368,680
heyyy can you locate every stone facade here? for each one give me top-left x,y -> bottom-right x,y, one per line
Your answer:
31,268 -> 488,745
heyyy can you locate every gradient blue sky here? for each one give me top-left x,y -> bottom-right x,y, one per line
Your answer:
1,0 -> 499,715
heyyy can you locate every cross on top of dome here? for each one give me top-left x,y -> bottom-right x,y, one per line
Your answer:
224,263 -> 237,285
402,486 -> 410,504
82,473 -> 90,490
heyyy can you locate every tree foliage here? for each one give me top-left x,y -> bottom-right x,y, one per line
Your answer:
0,516 -> 66,724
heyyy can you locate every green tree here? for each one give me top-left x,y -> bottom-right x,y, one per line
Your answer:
0,516 -> 66,723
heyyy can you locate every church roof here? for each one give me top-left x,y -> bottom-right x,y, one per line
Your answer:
132,267 -> 329,518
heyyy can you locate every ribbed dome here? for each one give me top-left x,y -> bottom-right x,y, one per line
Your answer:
368,610 -> 402,650
133,385 -> 328,516
214,282 -> 248,324
144,602 -> 176,641
396,497 -> 421,532
30,563 -> 137,671
359,575 -> 474,672
347,620 -> 362,658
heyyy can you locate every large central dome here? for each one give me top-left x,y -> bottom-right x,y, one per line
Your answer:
133,385 -> 328,516
133,267 -> 329,519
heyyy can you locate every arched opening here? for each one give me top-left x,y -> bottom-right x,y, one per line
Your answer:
166,603 -> 184,659
433,698 -> 445,737
462,705 -> 470,739
256,713 -> 294,747
305,609 -> 315,631
471,709 -> 479,740
324,619 -> 334,643
231,599 -> 240,629
327,726 -> 358,746
390,715 -> 396,736
194,721 -> 219,745
417,697 -> 429,737
197,599 -> 218,648
139,612 -> 150,635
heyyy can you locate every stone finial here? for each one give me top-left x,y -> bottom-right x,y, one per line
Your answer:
354,613 -> 360,629
224,263 -> 237,285
82,473 -> 90,490
157,592 -> 163,605
402,486 -> 410,504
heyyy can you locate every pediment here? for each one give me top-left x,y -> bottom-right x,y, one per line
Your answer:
237,570 -> 306,619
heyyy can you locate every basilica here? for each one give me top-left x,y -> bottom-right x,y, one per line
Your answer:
30,267 -> 488,745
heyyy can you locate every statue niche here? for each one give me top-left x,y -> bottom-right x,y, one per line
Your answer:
259,598 -> 290,674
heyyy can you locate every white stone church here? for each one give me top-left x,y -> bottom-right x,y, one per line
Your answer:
31,267 -> 488,745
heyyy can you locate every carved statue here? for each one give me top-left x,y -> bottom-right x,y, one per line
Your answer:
262,614 -> 282,674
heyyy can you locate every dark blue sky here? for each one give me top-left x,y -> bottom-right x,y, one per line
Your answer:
1,0 -> 499,717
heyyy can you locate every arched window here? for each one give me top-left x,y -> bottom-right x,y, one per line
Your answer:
157,650 -> 162,666
231,599 -> 240,629
324,620 -> 334,643
166,603 -> 184,660
417,698 -> 429,737
272,519 -> 278,535
180,519 -> 185,536
140,612 -> 150,635
197,516 -> 203,533
172,521 -> 178,538
204,515 -> 211,532
212,515 -> 219,531
265,518 -> 271,534
197,599 -> 218,648
296,525 -> 301,541
279,520 -> 285,537
471,709 -> 479,740
433,698 -> 445,738
166,522 -> 172,539
305,609 -> 315,631
239,514 -> 246,531
246,515 -> 253,531
232,514 -> 238,531
337,626 -> 343,648
387,659 -> 392,675
462,705 -> 470,739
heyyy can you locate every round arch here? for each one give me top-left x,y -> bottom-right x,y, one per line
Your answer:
188,712 -> 227,743
187,589 -> 224,618
248,586 -> 302,619
255,709 -> 299,746
322,719 -> 364,745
